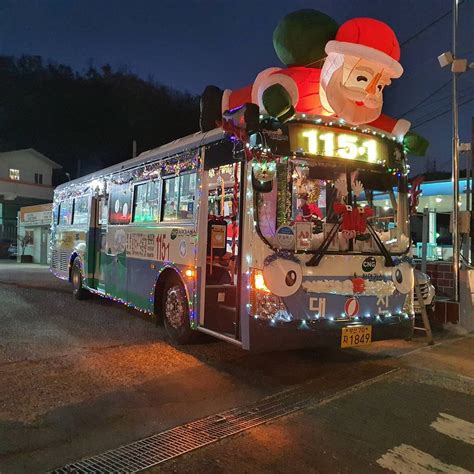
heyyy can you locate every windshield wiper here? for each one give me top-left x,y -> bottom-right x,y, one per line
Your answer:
306,221 -> 341,266
366,222 -> 394,267
306,220 -> 395,267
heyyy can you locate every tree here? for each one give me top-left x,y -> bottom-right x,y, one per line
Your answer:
19,233 -> 33,256
0,55 -> 200,184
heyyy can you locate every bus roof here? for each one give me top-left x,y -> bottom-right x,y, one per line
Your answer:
56,127 -> 226,190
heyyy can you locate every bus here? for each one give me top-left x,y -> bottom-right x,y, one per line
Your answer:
51,112 -> 415,351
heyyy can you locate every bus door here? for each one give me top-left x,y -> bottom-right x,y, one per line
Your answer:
200,159 -> 243,340
91,195 -> 108,293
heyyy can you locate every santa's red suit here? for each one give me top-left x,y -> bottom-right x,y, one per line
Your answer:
333,203 -> 374,234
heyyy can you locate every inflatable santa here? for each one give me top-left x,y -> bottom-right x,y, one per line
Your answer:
200,9 -> 428,156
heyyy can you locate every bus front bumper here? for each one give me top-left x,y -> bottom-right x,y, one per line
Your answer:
247,313 -> 414,352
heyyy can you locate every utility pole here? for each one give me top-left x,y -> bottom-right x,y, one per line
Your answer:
452,0 -> 460,302
439,0 -> 471,301
471,119 -> 474,263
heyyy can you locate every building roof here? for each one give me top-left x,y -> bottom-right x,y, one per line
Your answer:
0,148 -> 62,169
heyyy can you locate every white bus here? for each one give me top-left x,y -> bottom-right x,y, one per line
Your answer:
51,113 -> 415,351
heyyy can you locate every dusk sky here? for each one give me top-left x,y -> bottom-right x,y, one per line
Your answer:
1,0 -> 473,175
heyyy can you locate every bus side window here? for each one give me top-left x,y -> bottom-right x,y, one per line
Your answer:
162,172 -> 196,222
98,198 -> 108,225
58,200 -> 73,225
162,176 -> 179,221
72,195 -> 89,225
179,172 -> 196,220
56,204 -> 60,225
109,183 -> 132,224
133,181 -> 160,222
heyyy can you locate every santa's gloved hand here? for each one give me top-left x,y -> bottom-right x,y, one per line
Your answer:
262,84 -> 295,122
403,131 -> 429,156
351,180 -> 364,197
334,177 -> 348,197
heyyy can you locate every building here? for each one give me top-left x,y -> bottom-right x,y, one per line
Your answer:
17,203 -> 53,264
0,149 -> 61,245
406,177 -> 474,329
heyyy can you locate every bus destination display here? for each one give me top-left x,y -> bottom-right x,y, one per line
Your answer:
288,123 -> 388,165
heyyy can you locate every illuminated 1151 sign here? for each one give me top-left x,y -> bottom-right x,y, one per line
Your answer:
288,124 -> 388,164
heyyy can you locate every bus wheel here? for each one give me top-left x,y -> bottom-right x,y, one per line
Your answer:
71,258 -> 88,300
162,277 -> 194,344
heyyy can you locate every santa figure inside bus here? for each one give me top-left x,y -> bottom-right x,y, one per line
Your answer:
295,175 -> 323,222
333,177 -> 374,241
200,9 -> 428,156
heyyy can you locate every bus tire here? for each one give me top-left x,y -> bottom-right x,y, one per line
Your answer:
71,258 -> 88,300
162,276 -> 194,344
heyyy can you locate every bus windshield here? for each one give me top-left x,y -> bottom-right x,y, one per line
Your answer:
256,158 -> 409,255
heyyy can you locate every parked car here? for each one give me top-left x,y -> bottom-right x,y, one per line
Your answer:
0,238 -> 15,259
413,270 -> 436,315
7,244 -> 18,259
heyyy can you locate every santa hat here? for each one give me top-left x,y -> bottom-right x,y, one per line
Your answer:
325,18 -> 403,78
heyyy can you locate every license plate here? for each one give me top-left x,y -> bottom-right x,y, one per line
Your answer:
341,325 -> 372,348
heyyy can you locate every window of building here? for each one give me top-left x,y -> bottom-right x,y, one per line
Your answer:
162,172 -> 196,222
9,169 -> 20,181
133,180 -> 161,222
58,200 -> 73,225
72,196 -> 89,225
25,230 -> 34,245
34,173 -> 43,184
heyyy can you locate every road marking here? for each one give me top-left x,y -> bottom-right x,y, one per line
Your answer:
376,444 -> 469,473
431,413 -> 474,446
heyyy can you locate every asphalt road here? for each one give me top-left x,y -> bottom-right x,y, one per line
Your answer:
0,262 -> 472,473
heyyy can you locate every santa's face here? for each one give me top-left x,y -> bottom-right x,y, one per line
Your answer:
297,197 -> 307,208
321,56 -> 392,125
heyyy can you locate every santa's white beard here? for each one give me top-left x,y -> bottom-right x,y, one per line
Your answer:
320,67 -> 382,126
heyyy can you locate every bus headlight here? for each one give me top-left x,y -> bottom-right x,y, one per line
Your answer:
251,269 -> 270,293
250,269 -> 289,320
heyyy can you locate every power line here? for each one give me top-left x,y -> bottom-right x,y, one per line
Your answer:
408,87 -> 474,123
400,1 -> 464,47
411,95 -> 474,129
418,79 -> 474,107
394,3 -> 471,118
399,53 -> 474,120
400,79 -> 451,117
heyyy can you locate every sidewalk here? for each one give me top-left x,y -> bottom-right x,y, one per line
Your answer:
0,258 -> 49,274
396,333 -> 474,386
0,259 -> 67,290
0,259 -> 49,269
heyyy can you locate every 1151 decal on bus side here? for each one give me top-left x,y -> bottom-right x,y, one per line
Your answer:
156,234 -> 170,261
